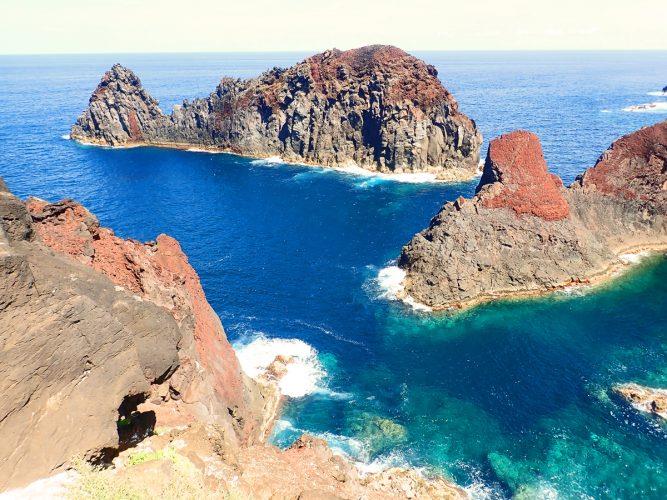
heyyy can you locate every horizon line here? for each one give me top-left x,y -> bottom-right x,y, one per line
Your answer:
2,48 -> 667,57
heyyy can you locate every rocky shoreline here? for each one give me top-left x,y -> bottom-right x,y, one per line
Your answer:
0,179 -> 464,498
397,122 -> 667,311
70,45 -> 482,181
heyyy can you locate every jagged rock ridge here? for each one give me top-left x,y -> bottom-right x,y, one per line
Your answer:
398,122 -> 667,309
71,45 -> 482,179
0,185 -> 276,489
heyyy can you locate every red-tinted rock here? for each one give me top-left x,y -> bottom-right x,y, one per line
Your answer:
577,121 -> 667,211
477,130 -> 570,221
25,198 -> 266,443
71,47 -> 482,178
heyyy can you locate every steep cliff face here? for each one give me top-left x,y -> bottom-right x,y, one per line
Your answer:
71,46 -> 482,179
0,184 -> 275,490
399,122 -> 667,309
1,181 -> 465,497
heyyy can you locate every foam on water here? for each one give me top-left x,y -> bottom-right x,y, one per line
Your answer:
622,101 -> 667,113
250,155 -> 286,165
60,133 -> 70,140
234,335 -> 326,398
618,251 -> 649,265
647,91 -> 667,96
376,265 -> 433,312
272,418 -> 369,461
185,147 -> 223,154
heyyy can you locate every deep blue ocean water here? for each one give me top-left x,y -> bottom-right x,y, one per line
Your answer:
1,51 -> 666,498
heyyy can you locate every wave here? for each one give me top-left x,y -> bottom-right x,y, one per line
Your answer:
185,147 -> 223,154
622,101 -> 667,113
234,335 -> 327,398
60,133 -> 70,140
250,155 -> 286,165
374,265 -> 433,312
647,91 -> 667,97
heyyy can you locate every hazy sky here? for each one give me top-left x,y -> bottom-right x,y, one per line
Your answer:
1,0 -> 665,54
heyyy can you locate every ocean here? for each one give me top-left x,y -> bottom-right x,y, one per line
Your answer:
1,51 -> 666,498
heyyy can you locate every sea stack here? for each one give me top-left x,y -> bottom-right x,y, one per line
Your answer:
398,121 -> 667,310
71,45 -> 482,180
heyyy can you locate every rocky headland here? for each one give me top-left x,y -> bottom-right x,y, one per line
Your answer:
70,45 -> 482,180
0,179 -> 464,498
398,121 -> 667,310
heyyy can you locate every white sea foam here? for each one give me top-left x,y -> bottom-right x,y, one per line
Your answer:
354,451 -> 411,474
622,101 -> 667,113
235,335 -> 325,398
250,155 -> 285,165
185,147 -> 223,154
600,109 -> 612,113
60,133 -> 70,140
377,265 -> 407,300
335,163 -> 440,184
618,251 -> 649,265
376,265 -> 433,312
647,91 -> 667,97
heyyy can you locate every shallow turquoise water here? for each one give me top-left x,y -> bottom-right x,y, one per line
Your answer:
0,52 -> 666,497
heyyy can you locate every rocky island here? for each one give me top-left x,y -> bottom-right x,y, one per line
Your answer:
70,45 -> 482,180
397,121 -> 667,310
0,179 -> 464,498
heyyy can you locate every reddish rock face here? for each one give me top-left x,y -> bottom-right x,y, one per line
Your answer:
477,130 -> 570,221
26,198 -> 256,436
577,121 -> 667,211
305,45 -> 449,109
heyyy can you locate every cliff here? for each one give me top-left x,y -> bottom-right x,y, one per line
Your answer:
0,181 -> 464,498
0,183 -> 275,489
71,46 -> 482,180
398,121 -> 667,310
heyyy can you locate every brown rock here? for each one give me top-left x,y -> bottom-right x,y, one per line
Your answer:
399,122 -> 667,309
71,46 -> 482,179
477,130 -> 569,220
0,181 -> 278,490
576,122 -> 667,211
614,383 -> 667,419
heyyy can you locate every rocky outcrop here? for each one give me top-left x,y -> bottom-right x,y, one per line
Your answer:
71,46 -> 482,180
614,383 -> 667,420
0,183 -> 276,490
398,122 -> 667,310
1,180 -> 466,497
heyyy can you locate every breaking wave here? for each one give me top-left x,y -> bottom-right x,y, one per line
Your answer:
373,264 -> 433,312
250,155 -> 286,165
234,335 -> 327,398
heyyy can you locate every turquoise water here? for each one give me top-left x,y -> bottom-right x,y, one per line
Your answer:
1,52 -> 666,497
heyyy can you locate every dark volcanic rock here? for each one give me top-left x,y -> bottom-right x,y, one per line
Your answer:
0,183 -> 276,489
71,46 -> 482,179
398,122 -> 667,309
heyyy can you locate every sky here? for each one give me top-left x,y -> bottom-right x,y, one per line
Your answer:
0,0 -> 665,54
